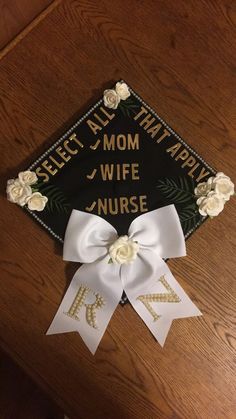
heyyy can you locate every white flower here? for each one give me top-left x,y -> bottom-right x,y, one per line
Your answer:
6,178 -> 32,206
18,170 -> 38,186
211,172 -> 234,201
194,181 -> 212,197
26,192 -> 48,211
109,235 -> 139,264
103,89 -> 120,109
197,192 -> 225,217
115,82 -> 130,100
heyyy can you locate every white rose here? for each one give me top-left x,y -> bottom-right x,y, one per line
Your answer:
194,181 -> 211,197
18,170 -> 38,186
109,235 -> 139,264
26,192 -> 48,211
6,178 -> 32,206
115,82 -> 130,100
197,191 -> 225,217
212,172 -> 234,201
103,89 -> 120,109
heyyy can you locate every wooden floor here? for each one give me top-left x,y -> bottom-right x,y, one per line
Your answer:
0,351 -> 62,419
0,1 -> 236,418
0,0 -> 54,49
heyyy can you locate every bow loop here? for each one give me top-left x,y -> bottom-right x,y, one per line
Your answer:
63,210 -> 117,263
128,205 -> 186,259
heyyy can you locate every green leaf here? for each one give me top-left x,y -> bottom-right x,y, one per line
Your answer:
118,97 -> 139,118
119,103 -> 127,117
156,177 -> 202,234
178,203 -> 198,222
176,203 -> 201,234
126,107 -> 130,118
34,181 -> 46,189
156,177 -> 195,204
180,212 -> 201,235
38,184 -> 70,214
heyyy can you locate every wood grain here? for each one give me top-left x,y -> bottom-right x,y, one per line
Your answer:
0,0 -> 54,50
0,1 -> 236,418
0,351 -> 63,418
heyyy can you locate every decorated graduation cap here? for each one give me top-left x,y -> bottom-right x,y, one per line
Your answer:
7,81 -> 234,354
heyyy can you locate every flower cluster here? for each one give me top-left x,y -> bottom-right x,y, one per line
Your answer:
6,170 -> 48,211
103,82 -> 130,109
195,172 -> 234,217
109,235 -> 139,264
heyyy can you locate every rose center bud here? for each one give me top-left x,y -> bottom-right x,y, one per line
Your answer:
220,184 -> 228,192
119,248 -> 127,256
208,198 -> 215,209
109,236 -> 139,264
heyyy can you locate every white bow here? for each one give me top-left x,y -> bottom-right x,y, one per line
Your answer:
47,205 -> 201,354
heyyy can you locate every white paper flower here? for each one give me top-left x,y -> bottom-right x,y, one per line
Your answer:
196,191 -> 225,217
109,235 -> 139,264
18,170 -> 38,186
26,192 -> 48,211
211,172 -> 234,201
103,89 -> 120,109
194,181 -> 212,197
115,82 -> 130,100
6,179 -> 32,206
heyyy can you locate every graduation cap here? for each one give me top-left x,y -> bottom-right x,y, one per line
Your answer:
8,81 -> 234,307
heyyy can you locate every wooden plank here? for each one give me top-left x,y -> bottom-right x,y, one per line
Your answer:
0,1 -> 235,418
0,0 -> 54,50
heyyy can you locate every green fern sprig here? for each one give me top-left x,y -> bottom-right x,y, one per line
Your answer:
156,176 -> 202,234
35,183 -> 70,214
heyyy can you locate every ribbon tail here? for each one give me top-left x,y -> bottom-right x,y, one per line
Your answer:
123,252 -> 202,347
47,259 -> 123,354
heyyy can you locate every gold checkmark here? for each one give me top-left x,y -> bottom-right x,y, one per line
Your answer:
86,169 -> 97,180
90,139 -> 101,150
85,201 -> 96,212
